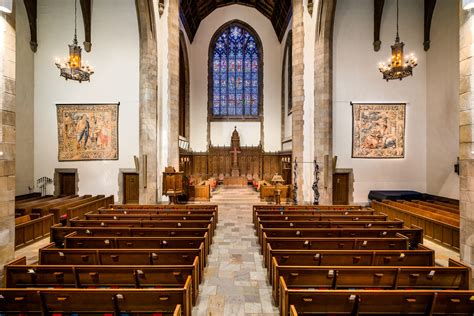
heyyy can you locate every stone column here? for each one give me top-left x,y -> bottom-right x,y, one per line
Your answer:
459,4 -> 474,267
136,0 -> 158,204
167,0 -> 180,169
314,0 -> 336,204
292,0 -> 305,202
0,5 -> 16,266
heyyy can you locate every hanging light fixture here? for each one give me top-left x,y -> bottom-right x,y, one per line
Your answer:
378,0 -> 417,81
55,0 -> 94,83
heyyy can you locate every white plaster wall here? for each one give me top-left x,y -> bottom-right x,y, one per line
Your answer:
333,0 -> 427,203
34,0 -> 139,198
188,5 -> 282,152
426,0 -> 459,199
210,121 -> 260,147
16,3 -> 35,195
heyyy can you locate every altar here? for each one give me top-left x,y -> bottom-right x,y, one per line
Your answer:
179,127 -> 292,184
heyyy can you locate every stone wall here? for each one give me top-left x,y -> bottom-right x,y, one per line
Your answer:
0,5 -> 16,266
459,4 -> 474,267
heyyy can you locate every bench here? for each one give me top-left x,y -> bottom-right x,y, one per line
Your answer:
272,258 -> 472,306
281,288 -> 474,316
253,209 -> 375,225
263,235 -> 410,269
0,288 -> 190,316
51,224 -> 213,247
372,200 -> 460,249
15,213 -> 54,249
48,195 -> 104,223
5,256 -> 200,305
38,244 -> 204,283
267,247 -> 435,285
258,226 -> 423,249
62,233 -> 208,268
107,204 -> 219,221
66,195 -> 115,221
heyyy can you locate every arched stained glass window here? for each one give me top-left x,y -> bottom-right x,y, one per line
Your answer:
210,21 -> 262,118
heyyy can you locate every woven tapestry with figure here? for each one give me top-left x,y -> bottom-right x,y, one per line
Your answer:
57,103 -> 119,161
352,103 -> 405,158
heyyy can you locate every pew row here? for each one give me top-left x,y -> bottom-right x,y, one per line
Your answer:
15,214 -> 54,249
272,258 -> 472,306
38,244 -> 204,283
0,288 -> 190,316
263,234 -> 411,269
280,287 -> 474,316
5,256 -> 200,305
372,200 -> 460,250
267,247 -> 435,285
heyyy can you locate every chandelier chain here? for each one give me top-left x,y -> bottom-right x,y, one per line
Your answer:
74,0 -> 78,44
396,0 -> 399,40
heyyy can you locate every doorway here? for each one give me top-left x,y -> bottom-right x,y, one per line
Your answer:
123,172 -> 139,204
54,168 -> 78,196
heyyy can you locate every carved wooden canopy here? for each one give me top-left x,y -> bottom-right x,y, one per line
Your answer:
180,0 -> 292,43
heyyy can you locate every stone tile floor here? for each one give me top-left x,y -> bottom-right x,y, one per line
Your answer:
192,186 -> 279,315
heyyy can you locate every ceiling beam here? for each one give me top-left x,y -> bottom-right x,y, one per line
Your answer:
80,0 -> 92,52
424,0 -> 436,51
373,0 -> 384,51
23,0 -> 37,52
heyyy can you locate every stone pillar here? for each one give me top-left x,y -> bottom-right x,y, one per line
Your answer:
0,5 -> 16,266
136,0 -> 158,204
314,0 -> 336,204
292,0 -> 305,203
459,4 -> 474,267
167,0 -> 180,169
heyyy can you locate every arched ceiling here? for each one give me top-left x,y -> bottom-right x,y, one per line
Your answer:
180,0 -> 292,43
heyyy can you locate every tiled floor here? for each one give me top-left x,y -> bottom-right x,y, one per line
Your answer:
192,186 -> 279,316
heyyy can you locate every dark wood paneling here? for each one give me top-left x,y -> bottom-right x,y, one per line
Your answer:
332,173 -> 349,205
59,173 -> 76,196
123,173 -> 139,204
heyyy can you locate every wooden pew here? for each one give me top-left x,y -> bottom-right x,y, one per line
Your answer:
372,200 -> 460,250
252,205 -> 365,223
108,204 -> 219,221
0,288 -> 191,316
51,224 -> 212,244
15,195 -> 76,216
15,213 -> 54,249
66,195 -> 115,221
253,210 -> 376,226
263,235 -> 410,269
62,233 -> 208,268
258,226 -> 423,249
5,256 -> 200,305
280,287 -> 474,316
255,214 -> 389,227
272,259 -> 472,305
257,219 -> 405,229
38,244 -> 204,283
267,247 -> 435,284
31,195 -> 89,216
70,218 -> 213,232
48,195 -> 104,223
15,192 -> 42,201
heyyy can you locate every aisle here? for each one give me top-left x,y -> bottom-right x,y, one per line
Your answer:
193,186 -> 278,315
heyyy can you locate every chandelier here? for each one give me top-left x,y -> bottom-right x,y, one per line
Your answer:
378,0 -> 417,81
55,0 -> 94,83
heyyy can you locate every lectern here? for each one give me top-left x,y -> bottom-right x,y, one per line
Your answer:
162,166 -> 184,204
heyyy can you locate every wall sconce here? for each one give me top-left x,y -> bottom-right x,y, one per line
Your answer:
158,0 -> 165,17
0,0 -> 12,13
307,0 -> 314,16
463,0 -> 474,10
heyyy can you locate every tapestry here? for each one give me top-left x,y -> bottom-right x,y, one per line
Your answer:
352,103 -> 405,158
57,103 -> 119,161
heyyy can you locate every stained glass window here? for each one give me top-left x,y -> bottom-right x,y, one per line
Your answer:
211,23 -> 261,118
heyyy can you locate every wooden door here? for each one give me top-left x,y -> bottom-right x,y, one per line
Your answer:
123,173 -> 139,204
59,173 -> 76,196
332,173 -> 349,205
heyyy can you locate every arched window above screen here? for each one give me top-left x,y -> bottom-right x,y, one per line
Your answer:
209,21 -> 263,120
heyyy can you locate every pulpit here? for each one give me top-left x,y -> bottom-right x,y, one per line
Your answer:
162,166 -> 184,204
